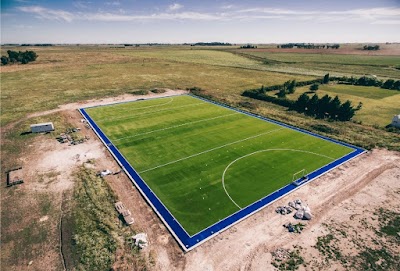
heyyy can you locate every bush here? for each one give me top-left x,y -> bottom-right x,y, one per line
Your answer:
309,83 -> 319,91
130,90 -> 149,95
150,88 -> 166,94
1,50 -> 38,65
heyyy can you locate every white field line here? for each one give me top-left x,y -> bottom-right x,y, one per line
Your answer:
100,97 -> 174,114
221,149 -> 335,209
97,102 -> 206,122
113,112 -> 240,142
139,128 -> 284,174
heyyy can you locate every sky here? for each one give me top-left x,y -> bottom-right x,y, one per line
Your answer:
1,0 -> 400,43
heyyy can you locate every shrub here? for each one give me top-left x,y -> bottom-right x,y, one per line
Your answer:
309,83 -> 319,91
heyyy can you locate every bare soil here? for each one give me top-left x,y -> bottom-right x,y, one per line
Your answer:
2,89 -> 399,270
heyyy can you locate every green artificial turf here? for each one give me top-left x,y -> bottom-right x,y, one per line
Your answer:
86,95 -> 353,235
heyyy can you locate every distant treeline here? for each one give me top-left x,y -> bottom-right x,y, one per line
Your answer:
335,76 -> 400,90
1,50 -> 38,65
240,44 -> 257,49
363,45 -> 380,50
21,44 -> 53,46
191,42 -> 232,46
277,43 -> 340,49
249,75 -> 400,92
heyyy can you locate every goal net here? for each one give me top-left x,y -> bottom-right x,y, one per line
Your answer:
292,169 -> 309,186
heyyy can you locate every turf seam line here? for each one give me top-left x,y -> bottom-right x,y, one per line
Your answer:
221,148 -> 335,210
96,102 -> 206,122
139,128 -> 284,174
98,97 -> 175,114
112,112 -> 240,141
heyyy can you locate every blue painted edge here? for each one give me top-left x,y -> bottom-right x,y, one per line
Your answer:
79,94 -> 366,252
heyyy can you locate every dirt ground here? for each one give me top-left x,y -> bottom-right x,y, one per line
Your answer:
2,90 -> 399,270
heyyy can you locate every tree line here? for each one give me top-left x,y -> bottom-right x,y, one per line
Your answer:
242,89 -> 361,121
242,73 -> 362,121
240,44 -> 257,49
334,76 -> 400,91
277,43 -> 340,49
1,50 -> 38,65
363,45 -> 380,50
191,42 -> 232,46
254,74 -> 399,93
293,93 -> 361,121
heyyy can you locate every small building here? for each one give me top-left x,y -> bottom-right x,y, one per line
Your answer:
392,115 -> 400,128
30,122 -> 54,133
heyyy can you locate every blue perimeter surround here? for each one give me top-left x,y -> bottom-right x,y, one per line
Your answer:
79,94 -> 365,252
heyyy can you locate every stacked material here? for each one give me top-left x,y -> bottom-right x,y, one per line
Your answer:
288,199 -> 312,220
132,233 -> 148,249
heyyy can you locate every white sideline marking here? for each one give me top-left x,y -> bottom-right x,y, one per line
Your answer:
97,102 -> 206,122
221,149 -> 335,209
113,112 -> 240,142
139,128 -> 284,174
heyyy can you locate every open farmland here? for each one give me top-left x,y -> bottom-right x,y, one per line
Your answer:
0,46 -> 313,126
271,83 -> 400,127
235,50 -> 400,78
84,95 -> 357,244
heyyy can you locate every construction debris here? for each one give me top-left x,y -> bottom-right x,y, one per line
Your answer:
275,206 -> 293,215
98,169 -> 113,177
114,201 -> 134,225
283,222 -> 306,233
6,167 -> 24,187
56,128 -> 88,145
132,233 -> 148,249
277,199 -> 312,220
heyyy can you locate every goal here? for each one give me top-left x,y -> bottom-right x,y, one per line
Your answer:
292,169 -> 309,186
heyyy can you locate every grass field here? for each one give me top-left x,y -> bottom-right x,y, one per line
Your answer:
235,50 -> 400,79
85,95 -> 353,235
0,46 -> 312,126
271,83 -> 400,127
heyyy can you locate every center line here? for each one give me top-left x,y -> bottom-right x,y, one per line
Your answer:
139,128 -> 284,174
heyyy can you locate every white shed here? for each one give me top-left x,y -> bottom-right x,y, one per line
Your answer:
392,115 -> 400,128
30,122 -> 54,133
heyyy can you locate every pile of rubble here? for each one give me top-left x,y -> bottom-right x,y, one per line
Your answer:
276,199 -> 312,220
132,233 -> 148,249
272,248 -> 290,260
275,205 -> 293,215
283,222 -> 306,233
56,128 -> 90,145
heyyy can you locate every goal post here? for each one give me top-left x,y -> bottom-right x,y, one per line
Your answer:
292,169 -> 309,186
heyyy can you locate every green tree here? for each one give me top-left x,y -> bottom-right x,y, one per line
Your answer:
393,80 -> 400,91
288,80 -> 296,94
338,100 -> 355,121
277,88 -> 287,98
317,94 -> 332,118
323,73 -> 330,84
294,93 -> 310,113
307,94 -> 319,116
309,83 -> 319,91
328,95 -> 341,119
382,79 -> 395,89
1,56 -> 9,65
